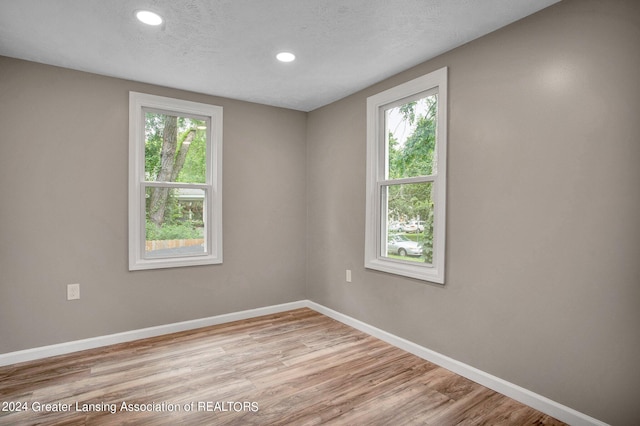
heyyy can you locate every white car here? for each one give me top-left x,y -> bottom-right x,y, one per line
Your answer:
402,221 -> 425,233
387,235 -> 422,257
402,221 -> 419,233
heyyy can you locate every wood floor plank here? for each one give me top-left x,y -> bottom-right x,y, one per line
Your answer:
0,308 -> 566,425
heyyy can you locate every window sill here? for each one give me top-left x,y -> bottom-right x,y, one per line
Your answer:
365,257 -> 444,284
129,254 -> 222,271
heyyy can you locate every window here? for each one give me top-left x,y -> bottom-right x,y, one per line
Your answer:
129,92 -> 222,270
365,68 -> 447,283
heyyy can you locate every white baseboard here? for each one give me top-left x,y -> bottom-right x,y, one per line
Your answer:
306,301 -> 608,426
0,300 -> 307,367
0,299 -> 606,426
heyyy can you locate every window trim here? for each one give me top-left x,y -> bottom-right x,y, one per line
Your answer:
128,92 -> 223,270
364,67 -> 447,283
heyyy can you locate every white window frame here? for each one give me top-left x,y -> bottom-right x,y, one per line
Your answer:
365,67 -> 447,283
128,92 -> 223,270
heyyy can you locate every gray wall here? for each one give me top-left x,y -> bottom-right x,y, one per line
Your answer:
0,57 -> 308,353
306,1 -> 639,425
1,0 -> 639,424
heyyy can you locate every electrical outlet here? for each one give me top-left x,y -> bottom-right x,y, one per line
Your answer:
67,283 -> 80,300
346,269 -> 352,283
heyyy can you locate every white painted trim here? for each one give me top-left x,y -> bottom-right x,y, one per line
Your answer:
0,301 -> 306,367
364,67 -> 447,284
128,91 -> 223,271
0,300 -> 607,426
306,301 -> 608,426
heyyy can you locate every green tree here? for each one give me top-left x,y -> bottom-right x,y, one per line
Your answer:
387,95 -> 438,262
145,114 -> 206,228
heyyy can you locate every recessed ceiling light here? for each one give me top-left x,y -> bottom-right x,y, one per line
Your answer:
276,52 -> 296,63
136,10 -> 163,26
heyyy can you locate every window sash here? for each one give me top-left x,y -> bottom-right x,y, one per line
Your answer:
140,184 -> 211,260
379,181 -> 435,264
142,108 -> 211,184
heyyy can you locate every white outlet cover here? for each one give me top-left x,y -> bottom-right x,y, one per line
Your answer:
67,283 -> 80,300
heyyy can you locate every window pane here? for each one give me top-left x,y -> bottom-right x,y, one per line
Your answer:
385,94 -> 437,179
145,187 -> 206,259
144,111 -> 207,183
383,182 -> 434,264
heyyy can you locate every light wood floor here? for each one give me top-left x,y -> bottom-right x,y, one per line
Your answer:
0,308 -> 565,425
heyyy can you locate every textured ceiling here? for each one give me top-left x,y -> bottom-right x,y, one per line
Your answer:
0,0 -> 560,111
